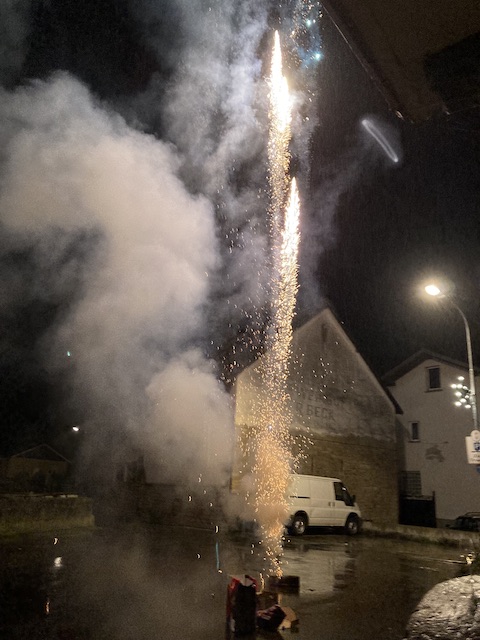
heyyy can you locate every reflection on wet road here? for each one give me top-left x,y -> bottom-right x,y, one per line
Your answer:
0,527 -> 469,639
279,533 -> 465,640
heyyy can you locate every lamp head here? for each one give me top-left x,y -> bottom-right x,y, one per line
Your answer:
422,278 -> 454,299
425,284 -> 442,297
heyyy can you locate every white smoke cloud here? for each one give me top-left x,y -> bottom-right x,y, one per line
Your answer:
0,72 -> 233,485
145,349 -> 233,486
0,0 -> 342,495
130,0 -> 272,319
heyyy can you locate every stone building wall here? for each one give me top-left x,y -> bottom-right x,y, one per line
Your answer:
295,434 -> 398,526
233,309 -> 399,526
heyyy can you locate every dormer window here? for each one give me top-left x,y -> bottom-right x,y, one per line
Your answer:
427,366 -> 441,391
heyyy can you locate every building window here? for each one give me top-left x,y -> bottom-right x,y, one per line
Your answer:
400,471 -> 422,497
427,366 -> 441,391
410,422 -> 420,441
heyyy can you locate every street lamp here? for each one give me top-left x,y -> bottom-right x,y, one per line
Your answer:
424,283 -> 478,429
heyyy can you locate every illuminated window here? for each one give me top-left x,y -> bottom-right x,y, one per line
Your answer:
410,421 -> 420,442
427,366 -> 441,391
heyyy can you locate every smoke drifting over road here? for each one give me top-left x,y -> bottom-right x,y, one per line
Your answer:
0,70 -> 233,484
0,0 -> 289,490
0,0 -> 378,492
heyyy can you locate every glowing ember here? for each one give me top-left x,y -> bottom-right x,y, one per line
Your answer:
250,33 -> 301,576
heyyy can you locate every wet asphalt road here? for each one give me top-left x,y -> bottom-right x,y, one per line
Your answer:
0,525 -> 471,640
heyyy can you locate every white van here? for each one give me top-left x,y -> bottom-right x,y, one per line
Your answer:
286,474 -> 362,536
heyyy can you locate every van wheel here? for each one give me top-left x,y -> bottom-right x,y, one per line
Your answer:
345,515 -> 360,535
290,513 -> 308,536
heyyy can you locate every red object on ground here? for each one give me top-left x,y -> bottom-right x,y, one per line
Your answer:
226,575 -> 258,637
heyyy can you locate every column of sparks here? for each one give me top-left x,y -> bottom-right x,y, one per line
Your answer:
251,31 -> 301,576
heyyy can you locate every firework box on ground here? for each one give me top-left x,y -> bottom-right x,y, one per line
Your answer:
277,605 -> 299,630
256,604 -> 286,631
226,575 -> 298,635
256,603 -> 299,632
226,575 -> 258,637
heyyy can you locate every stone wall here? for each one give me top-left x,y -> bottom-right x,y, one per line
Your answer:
233,310 -> 400,527
0,494 -> 94,535
295,433 -> 398,526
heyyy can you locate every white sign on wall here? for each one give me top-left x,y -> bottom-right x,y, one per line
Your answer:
465,430 -> 480,464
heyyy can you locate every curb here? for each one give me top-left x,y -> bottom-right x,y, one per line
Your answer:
363,521 -> 480,547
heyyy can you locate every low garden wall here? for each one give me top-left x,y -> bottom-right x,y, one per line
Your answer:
364,521 -> 480,547
0,493 -> 94,535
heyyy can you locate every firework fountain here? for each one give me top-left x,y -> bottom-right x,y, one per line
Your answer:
250,31 -> 301,577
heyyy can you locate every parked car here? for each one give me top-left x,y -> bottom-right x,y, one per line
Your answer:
448,512 -> 480,532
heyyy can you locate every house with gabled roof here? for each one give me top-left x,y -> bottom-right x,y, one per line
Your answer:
384,349 -> 480,525
233,307 -> 400,527
0,444 -> 70,492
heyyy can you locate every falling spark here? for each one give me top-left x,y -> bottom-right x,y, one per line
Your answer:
248,33 -> 301,577
361,117 -> 400,163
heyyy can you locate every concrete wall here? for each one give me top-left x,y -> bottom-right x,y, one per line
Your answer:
234,310 -> 399,526
388,358 -> 480,521
0,494 -> 94,535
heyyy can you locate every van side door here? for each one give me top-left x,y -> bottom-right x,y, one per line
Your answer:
289,475 -> 311,520
309,477 -> 335,526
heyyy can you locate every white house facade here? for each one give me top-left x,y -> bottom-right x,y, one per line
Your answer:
385,350 -> 480,524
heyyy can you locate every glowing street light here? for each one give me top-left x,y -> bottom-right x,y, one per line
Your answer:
425,284 -> 441,297
424,282 -> 478,429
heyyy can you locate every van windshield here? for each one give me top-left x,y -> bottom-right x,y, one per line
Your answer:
334,481 -> 355,506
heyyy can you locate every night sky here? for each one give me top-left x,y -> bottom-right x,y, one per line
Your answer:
0,1 -> 479,458
313,21 -> 480,375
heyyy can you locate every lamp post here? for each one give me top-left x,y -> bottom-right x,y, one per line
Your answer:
425,284 -> 478,430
